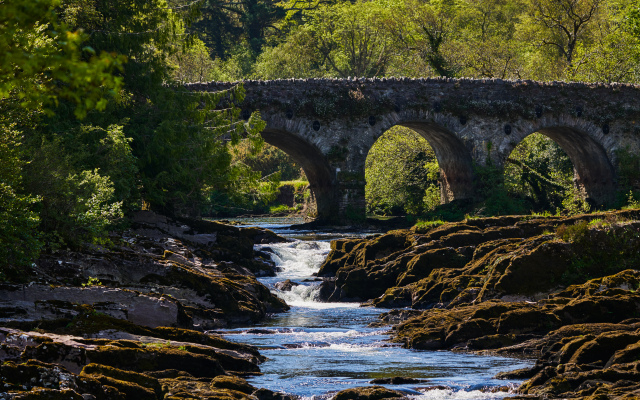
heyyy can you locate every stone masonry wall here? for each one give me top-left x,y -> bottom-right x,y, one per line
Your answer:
186,78 -> 640,221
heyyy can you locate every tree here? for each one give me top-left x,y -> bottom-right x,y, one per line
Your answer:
253,28 -> 326,79
0,122 -> 41,274
170,38 -> 217,82
0,0 -> 125,265
193,0 -> 286,56
567,0 -> 640,83
504,133 -> 574,211
455,0 -> 524,79
386,0 -> 460,77
0,0 -> 124,117
54,0 -> 267,217
304,1 -> 395,77
524,0 -> 605,67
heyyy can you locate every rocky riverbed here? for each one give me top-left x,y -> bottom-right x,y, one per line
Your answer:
316,210 -> 640,398
4,209 -> 640,399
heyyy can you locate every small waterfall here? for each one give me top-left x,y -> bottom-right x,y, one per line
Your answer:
257,240 -> 354,307
258,240 -> 331,280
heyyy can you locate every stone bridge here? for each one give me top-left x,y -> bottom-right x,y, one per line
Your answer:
187,78 -> 640,221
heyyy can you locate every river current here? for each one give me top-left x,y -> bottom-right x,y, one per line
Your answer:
214,222 -> 533,399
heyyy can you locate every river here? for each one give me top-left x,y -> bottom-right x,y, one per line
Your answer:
213,222 -> 533,399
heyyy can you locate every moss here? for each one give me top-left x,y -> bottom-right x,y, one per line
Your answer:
81,374 -> 157,400
86,346 -> 226,378
210,375 -> 256,394
160,378 -> 255,400
332,386 -> 406,400
81,363 -> 161,397
151,327 -> 263,360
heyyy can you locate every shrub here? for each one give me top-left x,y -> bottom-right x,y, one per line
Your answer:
556,220 -> 589,242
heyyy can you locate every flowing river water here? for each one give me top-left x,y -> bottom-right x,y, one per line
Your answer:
214,221 -> 533,399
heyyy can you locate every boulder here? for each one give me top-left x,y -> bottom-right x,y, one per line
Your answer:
332,386 -> 407,400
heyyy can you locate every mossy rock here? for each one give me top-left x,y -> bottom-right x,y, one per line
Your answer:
210,375 -> 257,394
82,374 -> 157,400
151,327 -> 264,360
467,333 -> 522,350
332,386 -> 407,400
87,346 -> 226,378
160,378 -> 256,400
496,308 -> 562,334
444,318 -> 495,346
568,331 -> 640,365
81,363 -> 162,399
240,227 -> 288,244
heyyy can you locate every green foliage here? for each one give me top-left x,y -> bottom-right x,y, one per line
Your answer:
0,0 -> 273,265
556,221 -> 590,242
0,0 -> 125,118
82,277 -> 103,287
413,219 -> 446,231
366,126 -> 439,216
0,123 -> 42,269
615,147 -> 640,204
232,141 -> 305,181
169,38 -> 217,83
473,161 -> 528,216
559,222 -> 640,284
504,133 -> 574,212
238,0 -> 640,83
269,204 -> 301,214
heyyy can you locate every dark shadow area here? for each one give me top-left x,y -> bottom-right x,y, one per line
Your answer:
261,128 -> 335,219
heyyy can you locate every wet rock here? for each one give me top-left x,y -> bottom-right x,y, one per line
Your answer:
275,280 -> 299,292
0,213 -> 290,330
332,386 -> 407,400
369,377 -> 427,384
252,388 -> 297,400
321,211 -> 640,307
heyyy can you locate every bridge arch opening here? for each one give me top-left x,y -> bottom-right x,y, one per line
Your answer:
398,121 -> 475,203
365,122 -> 474,216
365,126 -> 440,216
504,127 -> 616,211
260,128 -> 335,219
503,133 -> 575,212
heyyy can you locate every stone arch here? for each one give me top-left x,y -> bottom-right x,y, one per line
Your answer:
260,128 -> 335,219
370,113 -> 475,204
501,122 -> 616,206
398,121 -> 474,202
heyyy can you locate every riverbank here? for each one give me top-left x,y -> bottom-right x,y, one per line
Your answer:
316,209 -> 640,398
0,211 -> 295,399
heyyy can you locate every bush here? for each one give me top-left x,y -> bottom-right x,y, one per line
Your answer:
556,221 -> 589,243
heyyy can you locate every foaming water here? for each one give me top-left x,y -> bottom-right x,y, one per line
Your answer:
257,241 -> 331,286
219,230 -> 533,399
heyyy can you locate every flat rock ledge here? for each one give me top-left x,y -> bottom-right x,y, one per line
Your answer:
0,211 -> 289,331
